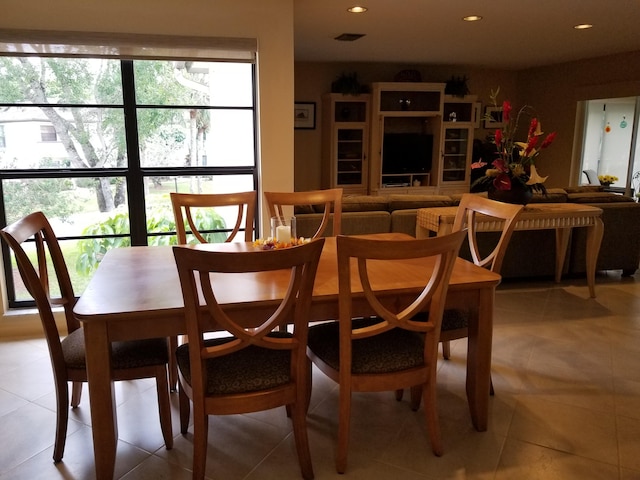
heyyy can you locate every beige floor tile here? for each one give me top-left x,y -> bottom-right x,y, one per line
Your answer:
618,415 -> 640,471
614,377 -> 640,421
1,274 -> 639,478
508,396 -> 618,465
620,466 -> 640,480
495,437 -> 619,480
613,346 -> 640,383
380,414 -> 504,480
0,402 -> 76,475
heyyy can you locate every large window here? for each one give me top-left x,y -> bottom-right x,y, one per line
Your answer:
579,97 -> 640,195
0,56 -> 258,306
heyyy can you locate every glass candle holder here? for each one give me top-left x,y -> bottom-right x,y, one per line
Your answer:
270,216 -> 296,243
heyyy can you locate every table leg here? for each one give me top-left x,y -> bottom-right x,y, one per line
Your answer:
586,218 -> 604,298
415,224 -> 430,239
554,227 -> 571,283
465,286 -> 494,431
84,321 -> 118,480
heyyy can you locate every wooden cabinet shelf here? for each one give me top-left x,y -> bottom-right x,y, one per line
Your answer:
374,82 -> 444,116
370,83 -> 445,194
323,87 -> 477,196
322,93 -> 370,194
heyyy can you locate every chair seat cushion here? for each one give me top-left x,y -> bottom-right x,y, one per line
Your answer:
441,309 -> 469,331
307,318 -> 425,374
411,309 -> 468,332
175,333 -> 293,395
62,328 -> 169,370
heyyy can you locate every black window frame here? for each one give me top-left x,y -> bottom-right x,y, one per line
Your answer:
0,58 -> 259,308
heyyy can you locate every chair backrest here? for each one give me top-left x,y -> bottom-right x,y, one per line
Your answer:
170,191 -> 257,244
452,194 -> 523,274
1,212 -> 79,360
172,238 -> 325,393
264,188 -> 343,238
336,231 -> 465,365
583,169 -> 599,185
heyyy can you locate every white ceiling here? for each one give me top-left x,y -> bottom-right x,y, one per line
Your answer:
294,0 -> 640,70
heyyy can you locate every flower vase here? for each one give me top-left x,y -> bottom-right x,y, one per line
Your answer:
488,183 -> 533,205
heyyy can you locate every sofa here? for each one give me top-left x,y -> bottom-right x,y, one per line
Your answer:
295,186 -> 640,279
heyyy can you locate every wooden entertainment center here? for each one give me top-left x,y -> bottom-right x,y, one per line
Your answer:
322,82 -> 477,195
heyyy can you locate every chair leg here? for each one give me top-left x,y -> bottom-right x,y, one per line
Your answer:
441,340 -> 451,360
290,400 -> 314,480
395,388 -> 404,401
304,357 -> 313,413
423,378 -> 443,457
155,366 -> 173,449
192,402 -> 209,480
409,385 -> 422,411
336,388 -> 352,474
70,381 -> 83,408
179,382 -> 190,434
168,336 -> 178,392
53,379 -> 70,463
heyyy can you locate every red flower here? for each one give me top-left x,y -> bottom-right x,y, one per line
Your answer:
541,131 -> 557,149
494,128 -> 502,146
524,135 -> 539,156
471,161 -> 487,169
502,100 -> 512,123
492,158 -> 509,172
493,173 -> 512,190
528,118 -> 538,139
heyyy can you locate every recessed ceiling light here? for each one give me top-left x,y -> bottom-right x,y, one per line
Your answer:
574,23 -> 593,30
463,15 -> 483,22
348,6 -> 368,14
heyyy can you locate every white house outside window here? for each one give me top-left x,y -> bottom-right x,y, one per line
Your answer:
39,125 -> 57,142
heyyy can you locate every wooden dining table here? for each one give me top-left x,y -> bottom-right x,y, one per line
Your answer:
73,233 -> 501,480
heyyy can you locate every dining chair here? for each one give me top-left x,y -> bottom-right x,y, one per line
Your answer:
172,238 -> 325,480
440,193 -> 524,359
0,211 -> 173,463
169,190 -> 257,389
264,188 -> 343,238
170,190 -> 257,244
306,231 -> 466,473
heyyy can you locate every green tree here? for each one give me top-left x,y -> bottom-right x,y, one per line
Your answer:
3,178 -> 75,225
0,58 -> 211,213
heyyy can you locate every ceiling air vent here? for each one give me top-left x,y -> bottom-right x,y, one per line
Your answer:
334,33 -> 366,42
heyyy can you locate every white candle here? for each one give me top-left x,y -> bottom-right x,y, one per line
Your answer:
276,225 -> 291,243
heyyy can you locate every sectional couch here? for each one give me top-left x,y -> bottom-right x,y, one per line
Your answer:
294,187 -> 640,279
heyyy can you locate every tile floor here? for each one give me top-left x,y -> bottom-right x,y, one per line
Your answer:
0,272 -> 639,479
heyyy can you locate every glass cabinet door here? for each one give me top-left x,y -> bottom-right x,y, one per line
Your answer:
336,128 -> 364,185
441,127 -> 469,182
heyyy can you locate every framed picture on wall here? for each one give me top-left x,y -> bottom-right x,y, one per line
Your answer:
294,102 -> 316,129
483,106 -> 504,128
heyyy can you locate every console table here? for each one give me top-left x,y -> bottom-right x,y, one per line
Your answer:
416,203 -> 604,298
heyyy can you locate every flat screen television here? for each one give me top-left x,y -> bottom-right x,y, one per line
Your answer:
382,133 -> 433,174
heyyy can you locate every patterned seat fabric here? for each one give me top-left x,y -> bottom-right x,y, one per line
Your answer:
175,332 -> 293,395
412,309 -> 469,332
441,309 -> 469,331
62,328 -> 169,370
308,318 -> 425,374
